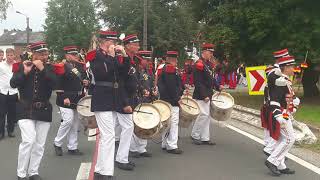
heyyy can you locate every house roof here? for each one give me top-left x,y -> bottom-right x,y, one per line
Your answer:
0,30 -> 45,46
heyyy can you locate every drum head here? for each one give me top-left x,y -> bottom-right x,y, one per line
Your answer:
211,92 -> 234,109
133,104 -> 161,129
77,96 -> 94,117
180,97 -> 200,115
152,100 -> 172,122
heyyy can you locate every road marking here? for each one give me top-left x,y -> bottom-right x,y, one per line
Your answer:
226,124 -> 320,175
88,129 -> 97,141
76,163 -> 91,180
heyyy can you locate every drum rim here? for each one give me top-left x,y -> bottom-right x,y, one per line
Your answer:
133,103 -> 161,129
152,100 -> 172,122
211,92 -> 234,109
180,97 -> 200,114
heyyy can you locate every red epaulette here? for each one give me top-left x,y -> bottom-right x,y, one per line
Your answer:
86,50 -> 96,62
195,60 -> 204,71
165,64 -> 177,74
52,63 -> 65,75
12,62 -> 21,73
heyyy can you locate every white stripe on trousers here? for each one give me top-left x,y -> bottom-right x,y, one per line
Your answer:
54,107 -> 79,150
94,111 -> 115,176
267,119 -> 295,170
191,100 -> 211,141
162,106 -> 179,150
17,119 -> 51,178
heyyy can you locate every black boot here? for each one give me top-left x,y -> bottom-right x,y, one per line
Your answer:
53,144 -> 63,156
167,148 -> 183,154
279,168 -> 295,174
115,161 -> 134,171
29,174 -> 42,180
264,160 -> 281,176
68,149 -> 83,155
17,176 -> 28,180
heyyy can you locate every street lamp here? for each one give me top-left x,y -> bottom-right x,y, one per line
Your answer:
16,11 -> 30,45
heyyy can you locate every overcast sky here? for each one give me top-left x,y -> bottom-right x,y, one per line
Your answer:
0,0 -> 48,34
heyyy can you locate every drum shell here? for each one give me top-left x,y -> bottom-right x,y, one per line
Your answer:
179,98 -> 200,128
210,92 -> 234,121
77,96 -> 98,129
133,103 -> 161,139
152,100 -> 172,133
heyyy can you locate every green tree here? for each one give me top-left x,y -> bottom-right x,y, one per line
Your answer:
44,0 -> 98,59
96,0 -> 199,62
0,0 -> 11,21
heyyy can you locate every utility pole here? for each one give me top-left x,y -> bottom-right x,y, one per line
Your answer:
16,11 -> 30,45
143,0 -> 148,50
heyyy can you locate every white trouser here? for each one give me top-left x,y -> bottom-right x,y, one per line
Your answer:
191,100 -> 211,141
162,106 -> 179,150
263,129 -> 277,154
130,134 -> 148,153
114,112 -> 134,163
115,120 -> 121,142
54,107 -> 79,150
94,111 -> 115,176
263,129 -> 270,146
267,119 -> 295,170
17,119 -> 51,178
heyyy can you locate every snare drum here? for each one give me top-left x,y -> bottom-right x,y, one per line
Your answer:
133,103 -> 161,139
179,97 -> 200,128
210,92 -> 234,121
77,96 -> 97,130
152,100 -> 172,133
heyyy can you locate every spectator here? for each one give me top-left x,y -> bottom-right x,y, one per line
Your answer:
0,49 -> 4,62
0,48 -> 18,140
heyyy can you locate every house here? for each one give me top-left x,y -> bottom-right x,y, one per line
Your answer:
0,29 -> 45,58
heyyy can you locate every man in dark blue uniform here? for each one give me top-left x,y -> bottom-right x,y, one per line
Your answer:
129,50 -> 157,158
11,41 -> 58,180
157,51 -> 183,154
53,46 -> 89,156
191,43 -> 221,146
87,30 -> 124,180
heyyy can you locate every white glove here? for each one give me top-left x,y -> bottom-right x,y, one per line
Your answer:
276,116 -> 287,124
293,97 -> 300,107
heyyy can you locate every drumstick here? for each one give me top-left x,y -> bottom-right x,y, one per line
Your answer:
71,103 -> 90,108
180,102 -> 197,109
134,110 -> 153,115
211,99 -> 224,103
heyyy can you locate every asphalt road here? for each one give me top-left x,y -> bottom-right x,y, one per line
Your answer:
0,96 -> 319,180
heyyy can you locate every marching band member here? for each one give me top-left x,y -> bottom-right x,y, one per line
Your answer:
87,30 -> 122,180
265,56 -> 298,176
263,49 -> 290,156
157,51 -> 183,154
53,46 -> 89,156
129,50 -> 156,158
11,42 -> 58,180
191,43 -> 221,145
113,34 -> 141,171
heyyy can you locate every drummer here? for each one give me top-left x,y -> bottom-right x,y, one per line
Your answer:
53,46 -> 89,156
113,34 -> 142,171
191,43 -> 222,145
129,50 -> 157,158
156,51 -> 183,154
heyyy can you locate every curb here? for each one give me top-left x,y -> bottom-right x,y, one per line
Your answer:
232,104 -> 320,137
